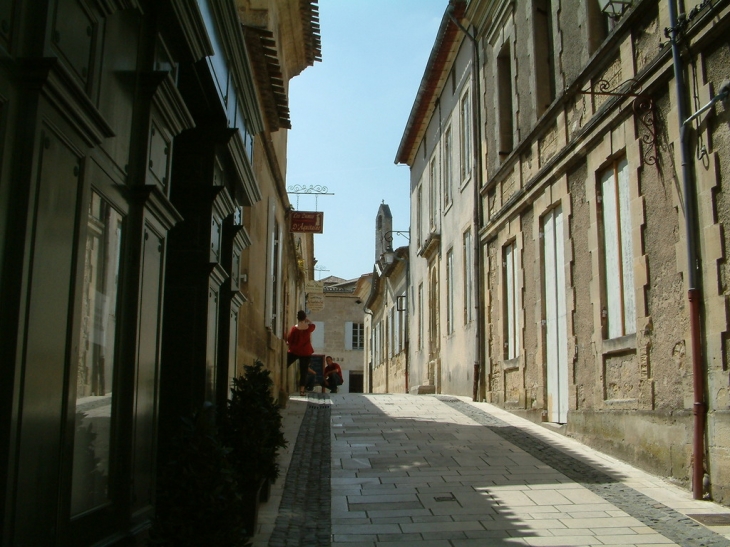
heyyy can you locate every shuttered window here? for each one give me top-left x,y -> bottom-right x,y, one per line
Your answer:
504,241 -> 520,359
600,157 -> 635,338
345,322 -> 364,350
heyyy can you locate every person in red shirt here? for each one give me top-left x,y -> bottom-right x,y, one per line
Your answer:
286,310 -> 316,396
323,356 -> 343,393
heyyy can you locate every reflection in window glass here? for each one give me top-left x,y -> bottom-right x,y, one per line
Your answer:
71,191 -> 123,516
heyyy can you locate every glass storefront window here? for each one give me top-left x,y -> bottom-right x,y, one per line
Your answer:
70,191 -> 123,516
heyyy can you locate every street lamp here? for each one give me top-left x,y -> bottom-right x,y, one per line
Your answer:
597,0 -> 632,20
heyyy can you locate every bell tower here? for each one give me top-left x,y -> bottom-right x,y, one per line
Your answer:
374,201 -> 393,262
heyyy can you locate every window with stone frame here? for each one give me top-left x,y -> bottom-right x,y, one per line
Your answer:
459,88 -> 472,181
429,155 -> 438,230
599,156 -> 636,339
443,124 -> 453,207
446,247 -> 455,334
463,228 -> 473,324
503,240 -> 520,360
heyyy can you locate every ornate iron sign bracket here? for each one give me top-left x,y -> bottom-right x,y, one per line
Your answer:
286,184 -> 334,210
578,78 -> 659,166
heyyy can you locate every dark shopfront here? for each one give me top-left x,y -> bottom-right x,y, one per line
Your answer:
0,1 -> 259,545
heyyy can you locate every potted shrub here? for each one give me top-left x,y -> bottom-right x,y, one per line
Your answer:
223,361 -> 287,528
149,403 -> 251,547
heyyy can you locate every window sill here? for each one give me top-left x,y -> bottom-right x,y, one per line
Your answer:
503,356 -> 520,371
459,174 -> 472,192
602,333 -> 636,355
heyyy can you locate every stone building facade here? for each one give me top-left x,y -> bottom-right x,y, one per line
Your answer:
365,247 -> 409,394
395,0 -> 480,397
307,275 -> 368,393
235,0 -> 320,399
399,0 -> 730,505
364,203 -> 410,394
0,0 -> 319,544
469,0 -> 730,504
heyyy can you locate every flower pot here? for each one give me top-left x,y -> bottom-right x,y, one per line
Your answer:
242,480 -> 263,536
259,477 -> 271,503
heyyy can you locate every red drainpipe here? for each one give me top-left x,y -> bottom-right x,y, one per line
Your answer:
668,0 -> 706,500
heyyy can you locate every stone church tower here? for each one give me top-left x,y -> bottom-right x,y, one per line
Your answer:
374,202 -> 393,262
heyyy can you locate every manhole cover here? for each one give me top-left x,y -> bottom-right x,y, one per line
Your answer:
434,495 -> 456,502
687,514 -> 730,526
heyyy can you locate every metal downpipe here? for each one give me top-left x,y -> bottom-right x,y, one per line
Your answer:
667,0 -> 706,500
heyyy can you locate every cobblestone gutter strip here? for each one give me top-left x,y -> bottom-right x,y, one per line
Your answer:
268,395 -> 331,547
440,397 -> 730,547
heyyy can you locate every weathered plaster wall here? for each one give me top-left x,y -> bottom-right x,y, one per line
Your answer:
642,90 -> 687,413
486,239 -> 501,404
370,352 -> 407,395
567,410 -> 693,481
514,1 -> 531,133
568,161 -> 597,410
521,206 -> 539,409
557,0 -> 585,90
633,4 -> 661,74
704,37 -> 730,505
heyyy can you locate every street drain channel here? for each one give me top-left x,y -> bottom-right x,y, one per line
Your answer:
688,514 -> 730,526
434,494 -> 456,502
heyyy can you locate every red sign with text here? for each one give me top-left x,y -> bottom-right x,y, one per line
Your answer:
290,211 -> 324,233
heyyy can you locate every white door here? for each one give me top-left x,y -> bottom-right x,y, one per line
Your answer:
544,206 -> 569,423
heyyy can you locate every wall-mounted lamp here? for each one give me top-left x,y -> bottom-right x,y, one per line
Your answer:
597,0 -> 632,20
383,249 -> 407,266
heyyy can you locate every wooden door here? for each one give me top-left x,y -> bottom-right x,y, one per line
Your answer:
543,205 -> 568,423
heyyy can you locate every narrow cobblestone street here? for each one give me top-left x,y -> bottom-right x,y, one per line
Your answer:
253,394 -> 730,547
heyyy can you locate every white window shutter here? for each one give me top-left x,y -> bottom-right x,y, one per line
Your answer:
345,322 -> 353,350
311,321 -> 325,351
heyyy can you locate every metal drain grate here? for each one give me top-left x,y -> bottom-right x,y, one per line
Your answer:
688,514 -> 730,526
434,494 -> 456,502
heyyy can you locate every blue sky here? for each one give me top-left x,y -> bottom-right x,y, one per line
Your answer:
287,0 -> 447,281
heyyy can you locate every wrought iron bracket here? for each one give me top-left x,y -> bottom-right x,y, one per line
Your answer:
383,230 -> 410,244
578,78 -> 659,166
286,184 -> 334,195
286,185 -> 334,211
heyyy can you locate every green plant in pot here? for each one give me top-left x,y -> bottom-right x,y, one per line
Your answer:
149,403 -> 251,547
223,360 -> 287,515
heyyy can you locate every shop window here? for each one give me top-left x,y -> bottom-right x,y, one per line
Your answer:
71,191 -> 124,516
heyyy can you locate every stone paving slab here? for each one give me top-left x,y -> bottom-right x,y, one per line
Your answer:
255,392 -> 730,547
330,394 -> 730,547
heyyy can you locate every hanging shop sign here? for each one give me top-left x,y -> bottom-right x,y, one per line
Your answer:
307,293 -> 325,313
305,280 -> 324,293
290,211 -> 324,233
